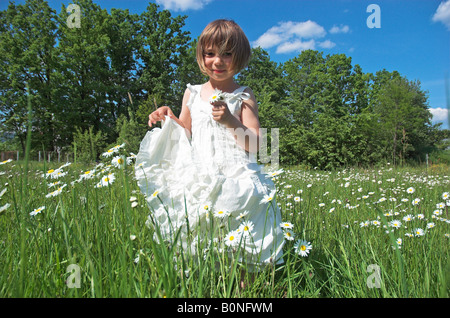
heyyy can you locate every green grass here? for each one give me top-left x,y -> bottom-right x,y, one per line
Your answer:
0,155 -> 449,298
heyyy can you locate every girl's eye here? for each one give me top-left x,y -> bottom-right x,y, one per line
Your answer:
224,52 -> 232,57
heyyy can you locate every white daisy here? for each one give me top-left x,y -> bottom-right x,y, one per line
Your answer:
224,230 -> 241,247
371,220 -> 381,227
101,148 -> 118,158
360,220 -> 370,227
280,221 -> 294,229
45,168 -> 57,178
406,187 -> 415,194
0,159 -> 13,165
80,170 -> 95,180
436,202 -> 446,209
389,220 -> 402,229
283,229 -> 295,241
235,211 -> 249,221
45,184 -> 67,198
294,239 -> 312,257
403,214 -> 414,222
414,228 -> 425,237
214,210 -> 229,219
30,206 -> 45,216
266,168 -> 284,178
0,203 -> 11,213
238,221 -> 254,238
111,156 -> 125,168
260,190 -> 276,204
209,89 -> 225,103
101,173 -> 116,187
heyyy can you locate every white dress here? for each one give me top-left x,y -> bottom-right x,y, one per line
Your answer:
135,84 -> 284,269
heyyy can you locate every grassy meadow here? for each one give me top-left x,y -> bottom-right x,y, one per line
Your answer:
0,147 -> 449,298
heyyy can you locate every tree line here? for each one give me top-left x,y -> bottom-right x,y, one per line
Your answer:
1,0 -> 448,168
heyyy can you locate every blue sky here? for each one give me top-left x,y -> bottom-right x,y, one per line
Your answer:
2,0 -> 450,128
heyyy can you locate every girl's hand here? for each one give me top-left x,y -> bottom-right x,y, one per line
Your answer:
211,101 -> 234,126
149,106 -> 185,129
149,106 -> 173,127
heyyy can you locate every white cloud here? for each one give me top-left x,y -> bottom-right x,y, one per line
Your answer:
286,20 -> 327,38
252,32 -> 284,49
432,0 -> 450,29
318,40 -> 336,49
329,24 -> 350,34
155,0 -> 212,11
253,20 -> 326,53
430,107 -> 449,122
276,39 -> 316,54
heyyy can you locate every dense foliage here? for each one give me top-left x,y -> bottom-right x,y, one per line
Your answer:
0,0 -> 448,168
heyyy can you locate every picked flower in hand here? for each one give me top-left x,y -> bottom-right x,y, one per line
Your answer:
209,89 -> 225,104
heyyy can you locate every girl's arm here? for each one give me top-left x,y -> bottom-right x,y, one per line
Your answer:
148,88 -> 192,138
178,88 -> 192,136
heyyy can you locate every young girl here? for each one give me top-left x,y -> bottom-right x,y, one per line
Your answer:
135,19 -> 284,271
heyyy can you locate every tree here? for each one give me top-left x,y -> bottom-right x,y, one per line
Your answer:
280,50 -> 376,168
135,3 -> 190,113
171,39 -> 207,114
237,47 -> 288,129
0,0 -> 59,153
372,73 -> 435,164
105,8 -> 141,122
56,0 -> 113,146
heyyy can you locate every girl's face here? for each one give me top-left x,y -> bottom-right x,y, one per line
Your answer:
203,46 -> 234,82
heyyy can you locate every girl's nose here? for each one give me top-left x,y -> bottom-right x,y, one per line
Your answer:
214,55 -> 224,64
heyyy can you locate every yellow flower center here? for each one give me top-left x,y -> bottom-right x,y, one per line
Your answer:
229,235 -> 235,241
300,245 -> 306,251
47,169 -> 54,174
152,191 -> 159,197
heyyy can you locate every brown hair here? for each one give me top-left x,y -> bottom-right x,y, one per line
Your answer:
196,19 -> 251,75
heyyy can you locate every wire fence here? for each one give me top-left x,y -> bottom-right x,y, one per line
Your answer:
1,151 -> 74,163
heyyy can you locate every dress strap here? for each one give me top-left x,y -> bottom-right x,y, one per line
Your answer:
226,86 -> 250,102
186,83 -> 200,110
